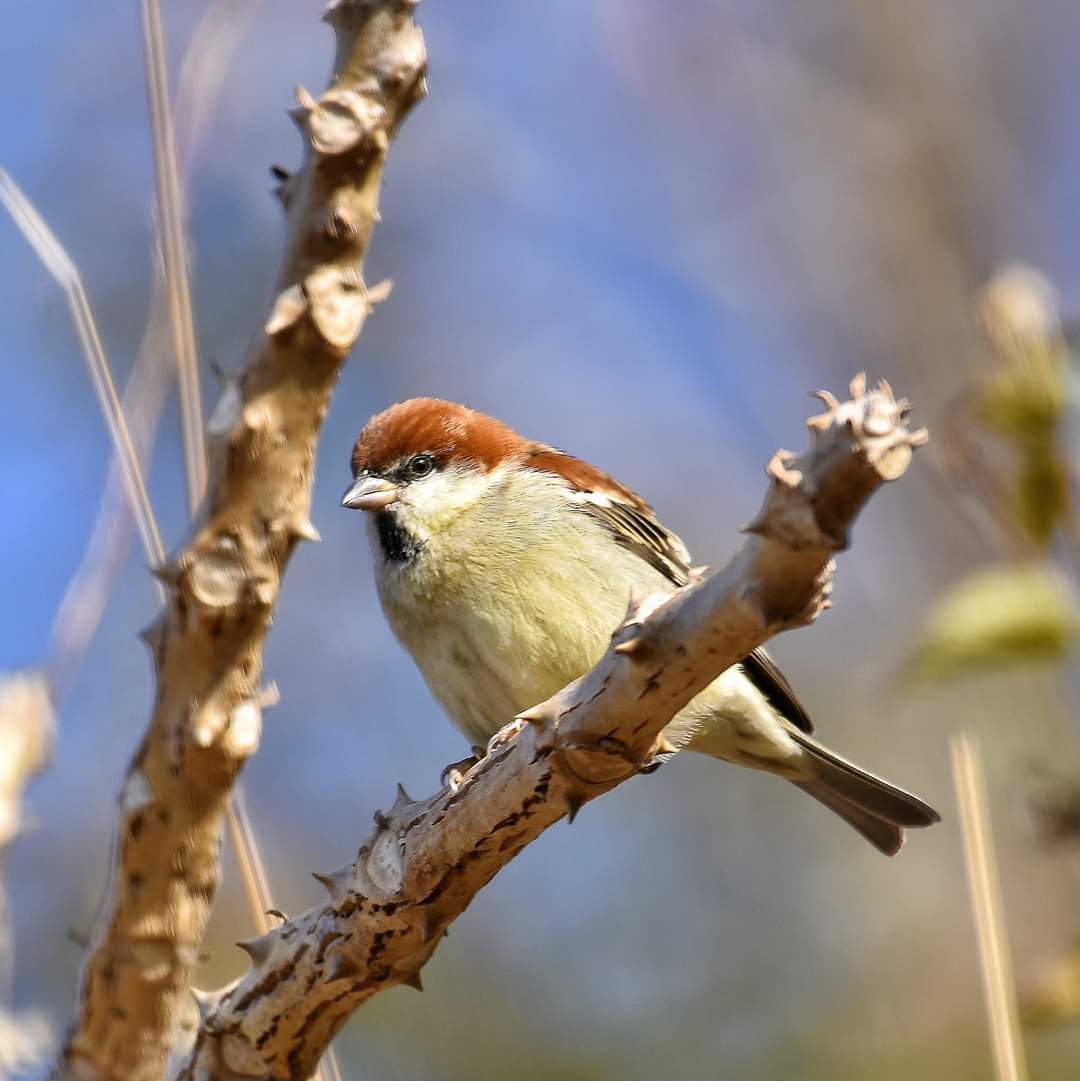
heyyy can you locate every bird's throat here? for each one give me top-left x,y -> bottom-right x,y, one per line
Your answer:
376,509 -> 421,563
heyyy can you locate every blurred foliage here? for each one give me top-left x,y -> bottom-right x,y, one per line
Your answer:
910,266 -> 1080,1040
1023,945 -> 1080,1029
911,266 -> 1080,682
907,564 -> 1078,682
974,343 -> 1069,451
1011,449 -> 1070,547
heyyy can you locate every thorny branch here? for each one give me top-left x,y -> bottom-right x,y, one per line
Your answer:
55,3 -> 427,1079
175,376 -> 926,1081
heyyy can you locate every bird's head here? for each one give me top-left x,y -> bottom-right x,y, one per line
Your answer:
342,398 -> 526,561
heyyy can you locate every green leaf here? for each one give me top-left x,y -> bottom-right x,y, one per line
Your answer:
973,339 -> 1069,447
908,564 -> 1079,683
1009,447 -> 1069,546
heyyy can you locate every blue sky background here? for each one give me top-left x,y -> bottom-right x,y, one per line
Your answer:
3,2 -> 1080,1078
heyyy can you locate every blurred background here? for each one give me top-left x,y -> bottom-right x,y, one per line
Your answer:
3,1 -> 1080,1078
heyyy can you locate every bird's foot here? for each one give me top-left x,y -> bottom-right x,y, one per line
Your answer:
486,717 -> 528,756
441,755 -> 478,793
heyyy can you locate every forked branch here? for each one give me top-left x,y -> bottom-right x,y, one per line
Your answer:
176,376 -> 926,1081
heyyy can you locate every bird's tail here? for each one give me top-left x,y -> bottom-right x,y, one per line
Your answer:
789,731 -> 940,856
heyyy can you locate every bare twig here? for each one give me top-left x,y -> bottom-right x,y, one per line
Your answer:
4,14 -> 323,1074
35,0 -> 267,706
139,0 -> 300,1031
174,0 -> 264,175
139,0 -> 206,510
952,733 -> 1029,1081
45,300 -> 172,701
175,378 -> 925,1080
55,2 -> 427,1078
0,170 -> 165,570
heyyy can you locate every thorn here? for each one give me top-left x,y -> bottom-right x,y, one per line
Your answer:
294,84 -> 317,112
739,513 -> 767,536
516,705 -> 550,727
258,682 -> 281,710
290,515 -> 322,543
236,932 -> 274,966
564,790 -> 586,824
191,986 -> 217,1018
266,284 -> 306,336
401,971 -> 424,992
849,371 -> 867,399
325,950 -> 361,984
418,914 -> 440,944
311,868 -> 351,901
613,637 -> 643,656
655,735 -> 680,757
312,871 -> 336,893
910,427 -> 930,447
811,388 -> 840,411
878,377 -> 894,400
265,909 -> 287,924
248,577 -> 276,607
688,565 -> 710,582
625,585 -> 649,619
138,619 -> 164,652
366,278 -> 394,306
150,559 -> 182,585
392,782 -> 414,813
270,164 -> 290,182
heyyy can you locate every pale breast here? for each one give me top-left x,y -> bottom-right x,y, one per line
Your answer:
374,468 -> 670,746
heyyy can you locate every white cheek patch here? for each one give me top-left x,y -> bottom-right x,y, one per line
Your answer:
395,462 -> 508,539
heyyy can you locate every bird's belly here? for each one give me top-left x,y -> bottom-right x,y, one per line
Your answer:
378,514 -> 803,771
388,590 -> 620,747
380,532 -> 662,747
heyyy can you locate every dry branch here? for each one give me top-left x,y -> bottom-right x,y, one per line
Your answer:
55,3 -> 427,1079
175,377 -> 925,1081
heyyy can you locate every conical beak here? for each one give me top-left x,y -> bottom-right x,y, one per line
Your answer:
341,475 -> 399,511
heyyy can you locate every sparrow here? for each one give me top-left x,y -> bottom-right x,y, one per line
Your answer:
342,398 -> 940,854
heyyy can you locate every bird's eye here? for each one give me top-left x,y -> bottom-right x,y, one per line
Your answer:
408,453 -> 435,479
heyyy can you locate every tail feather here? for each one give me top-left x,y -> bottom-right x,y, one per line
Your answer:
793,779 -> 905,856
786,731 -> 940,856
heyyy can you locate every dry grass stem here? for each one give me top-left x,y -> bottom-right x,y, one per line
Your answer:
952,732 -> 1029,1081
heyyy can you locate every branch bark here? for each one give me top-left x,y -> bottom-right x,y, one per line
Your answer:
55,4 -> 426,1079
175,376 -> 926,1081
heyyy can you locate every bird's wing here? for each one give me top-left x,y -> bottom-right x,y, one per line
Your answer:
524,445 -> 692,586
739,648 -> 814,734
523,443 -> 815,735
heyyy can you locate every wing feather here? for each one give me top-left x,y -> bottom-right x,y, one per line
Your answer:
739,648 -> 814,734
523,444 -> 692,587
523,443 -> 814,734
